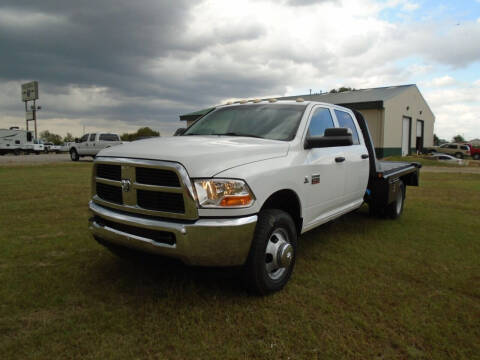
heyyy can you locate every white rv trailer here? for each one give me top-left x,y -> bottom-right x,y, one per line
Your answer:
0,128 -> 44,155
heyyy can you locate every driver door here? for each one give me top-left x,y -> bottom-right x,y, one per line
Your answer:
301,106 -> 346,228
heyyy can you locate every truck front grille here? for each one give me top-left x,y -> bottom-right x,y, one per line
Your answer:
137,190 -> 185,213
136,167 -> 180,187
97,164 -> 121,181
92,158 -> 198,220
96,182 -> 122,204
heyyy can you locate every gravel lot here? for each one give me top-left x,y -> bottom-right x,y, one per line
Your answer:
0,153 -> 92,165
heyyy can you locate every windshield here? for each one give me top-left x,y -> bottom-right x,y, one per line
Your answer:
183,104 -> 307,141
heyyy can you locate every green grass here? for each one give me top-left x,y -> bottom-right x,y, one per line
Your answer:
0,163 -> 479,359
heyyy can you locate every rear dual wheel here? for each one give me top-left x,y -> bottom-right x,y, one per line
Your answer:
244,209 -> 297,295
386,180 -> 405,219
369,180 -> 405,220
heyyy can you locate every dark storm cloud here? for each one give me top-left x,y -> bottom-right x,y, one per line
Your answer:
0,0 -> 280,129
0,1 -> 193,89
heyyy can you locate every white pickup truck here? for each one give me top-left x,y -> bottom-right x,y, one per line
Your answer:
69,133 -> 123,161
88,100 -> 420,294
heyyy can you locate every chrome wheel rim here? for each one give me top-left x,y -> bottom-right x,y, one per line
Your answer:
265,228 -> 292,280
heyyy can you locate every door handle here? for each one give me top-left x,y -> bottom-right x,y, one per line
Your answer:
335,156 -> 345,163
361,154 -> 369,159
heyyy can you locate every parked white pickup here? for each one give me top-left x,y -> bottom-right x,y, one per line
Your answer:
69,133 -> 124,161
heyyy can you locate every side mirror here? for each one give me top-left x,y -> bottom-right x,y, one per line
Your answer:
304,128 -> 353,149
75,138 -> 79,143
174,128 -> 186,136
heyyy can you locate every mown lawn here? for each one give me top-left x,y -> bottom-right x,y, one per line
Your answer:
0,163 -> 479,359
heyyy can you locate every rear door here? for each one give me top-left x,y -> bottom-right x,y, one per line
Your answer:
333,109 -> 369,205
301,106 -> 347,227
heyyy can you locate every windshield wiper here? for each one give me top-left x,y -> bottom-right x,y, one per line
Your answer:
216,132 -> 264,139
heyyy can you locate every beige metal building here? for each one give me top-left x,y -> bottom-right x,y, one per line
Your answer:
179,84 -> 435,158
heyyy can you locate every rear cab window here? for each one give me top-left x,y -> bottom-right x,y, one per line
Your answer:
89,133 -> 96,142
334,109 -> 360,145
99,134 -> 120,141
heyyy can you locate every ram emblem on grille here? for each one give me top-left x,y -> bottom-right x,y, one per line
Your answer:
121,179 -> 131,192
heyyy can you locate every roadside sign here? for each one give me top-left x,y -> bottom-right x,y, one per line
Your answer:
21,81 -> 39,101
26,111 -> 34,120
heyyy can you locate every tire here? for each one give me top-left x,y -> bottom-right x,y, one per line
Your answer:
35,151 -> 40,155
473,154 -> 480,160
243,209 -> 297,295
455,152 -> 463,159
386,180 -> 405,219
13,149 -> 20,156
70,148 -> 79,161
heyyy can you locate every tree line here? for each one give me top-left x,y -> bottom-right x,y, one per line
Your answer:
39,127 -> 160,144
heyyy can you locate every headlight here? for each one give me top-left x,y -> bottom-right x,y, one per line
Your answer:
193,179 -> 255,208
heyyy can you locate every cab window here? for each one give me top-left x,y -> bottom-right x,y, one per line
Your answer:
79,134 -> 89,142
89,133 -> 96,141
307,107 -> 334,137
334,110 -> 360,145
99,134 -> 120,141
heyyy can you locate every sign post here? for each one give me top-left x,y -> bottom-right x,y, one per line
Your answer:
21,81 -> 40,139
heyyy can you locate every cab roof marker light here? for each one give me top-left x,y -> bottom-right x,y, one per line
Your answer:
296,98 -> 304,102
253,99 -> 261,103
268,98 -> 277,103
239,100 -> 248,104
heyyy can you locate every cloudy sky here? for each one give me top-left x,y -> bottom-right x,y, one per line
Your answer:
1,0 -> 479,139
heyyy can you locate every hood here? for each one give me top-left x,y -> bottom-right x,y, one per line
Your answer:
98,136 -> 289,177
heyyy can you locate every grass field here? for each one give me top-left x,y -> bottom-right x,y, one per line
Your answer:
0,163 -> 479,359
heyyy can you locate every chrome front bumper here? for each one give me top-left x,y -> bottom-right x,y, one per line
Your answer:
88,201 -> 257,266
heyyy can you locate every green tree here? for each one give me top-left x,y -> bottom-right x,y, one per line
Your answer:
40,130 -> 63,145
330,86 -> 355,93
121,127 -> 160,141
63,132 -> 75,143
452,134 -> 465,143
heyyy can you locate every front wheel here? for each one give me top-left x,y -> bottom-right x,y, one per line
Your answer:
455,152 -> 463,159
70,148 -> 79,161
473,154 -> 480,160
243,209 -> 297,295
